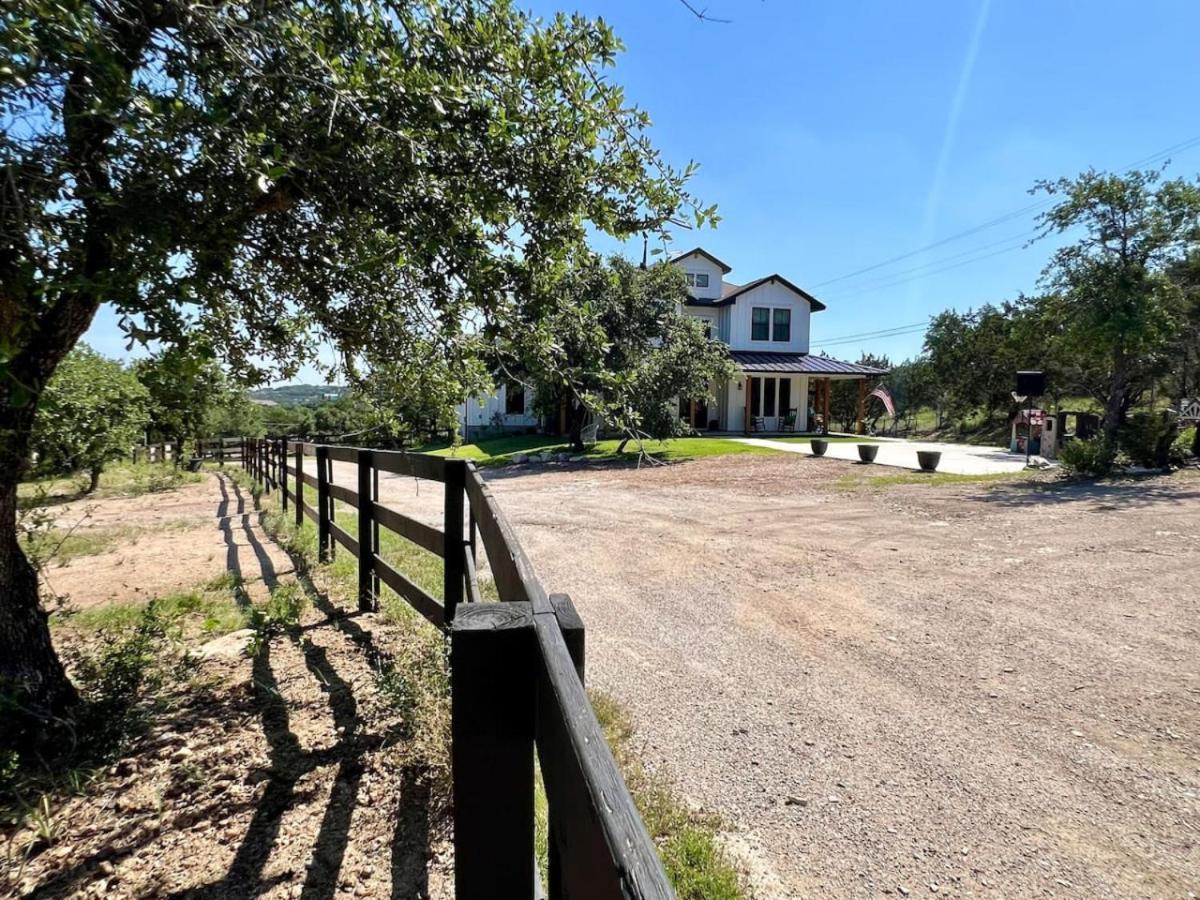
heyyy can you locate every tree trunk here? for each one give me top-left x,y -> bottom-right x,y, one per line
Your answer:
1103,348 -> 1128,447
0,410 -> 79,755
87,464 -> 102,493
567,400 -> 587,453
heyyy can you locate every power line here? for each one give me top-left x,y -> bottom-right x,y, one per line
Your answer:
813,319 -> 931,344
812,132 -> 1200,290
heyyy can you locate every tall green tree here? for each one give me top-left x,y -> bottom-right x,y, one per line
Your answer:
1034,169 -> 1200,444
133,347 -> 226,458
1,0 -> 708,747
30,346 -> 150,491
515,257 -> 734,451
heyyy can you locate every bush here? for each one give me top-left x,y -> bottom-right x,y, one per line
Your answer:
1174,425 -> 1198,462
1118,411 -> 1177,468
1059,436 -> 1115,477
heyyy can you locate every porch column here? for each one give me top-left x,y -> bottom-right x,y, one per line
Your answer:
689,398 -> 696,430
743,375 -> 751,434
823,378 -> 831,433
857,379 -> 866,435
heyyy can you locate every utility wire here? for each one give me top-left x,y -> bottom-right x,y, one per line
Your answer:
812,133 -> 1200,290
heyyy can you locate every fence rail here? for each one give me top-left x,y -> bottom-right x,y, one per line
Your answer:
234,437 -> 673,899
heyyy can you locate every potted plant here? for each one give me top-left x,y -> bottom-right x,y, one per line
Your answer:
917,450 -> 941,472
811,438 -> 829,456
857,443 -> 879,463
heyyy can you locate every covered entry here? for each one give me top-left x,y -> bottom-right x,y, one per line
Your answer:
725,351 -> 888,434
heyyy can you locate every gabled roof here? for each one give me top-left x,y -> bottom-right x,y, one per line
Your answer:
730,351 -> 888,375
670,247 -> 732,274
721,275 -> 827,312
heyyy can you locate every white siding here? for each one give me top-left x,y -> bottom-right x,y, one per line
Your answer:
726,279 -> 812,353
457,383 -> 538,436
673,252 -> 724,300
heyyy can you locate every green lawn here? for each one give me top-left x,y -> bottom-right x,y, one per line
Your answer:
424,434 -> 783,467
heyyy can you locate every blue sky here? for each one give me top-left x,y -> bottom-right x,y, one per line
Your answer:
84,0 -> 1200,380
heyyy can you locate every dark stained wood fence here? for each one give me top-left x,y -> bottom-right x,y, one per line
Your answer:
238,438 -> 674,900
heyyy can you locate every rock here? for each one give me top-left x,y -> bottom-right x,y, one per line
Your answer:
511,453 -> 528,464
784,796 -> 809,806
195,629 -> 255,660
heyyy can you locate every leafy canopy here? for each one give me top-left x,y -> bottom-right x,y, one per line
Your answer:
31,345 -> 150,480
512,257 -> 735,446
1,0 -> 714,402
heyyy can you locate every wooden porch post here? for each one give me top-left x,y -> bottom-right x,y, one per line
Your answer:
857,379 -> 866,435
689,398 -> 696,430
743,375 -> 751,434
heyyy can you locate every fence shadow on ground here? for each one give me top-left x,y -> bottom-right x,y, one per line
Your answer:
25,473 -> 436,900
962,473 -> 1200,509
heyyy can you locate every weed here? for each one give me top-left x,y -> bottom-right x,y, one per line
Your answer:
246,583 -> 307,656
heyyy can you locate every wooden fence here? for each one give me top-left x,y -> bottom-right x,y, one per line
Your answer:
236,437 -> 674,899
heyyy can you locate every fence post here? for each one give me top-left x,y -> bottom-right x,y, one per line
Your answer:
451,603 -> 536,899
316,444 -> 331,562
443,459 -> 466,624
357,448 -> 377,612
280,439 -> 289,513
547,593 -> 585,898
218,439 -> 225,468
295,443 -> 304,528
262,439 -> 271,494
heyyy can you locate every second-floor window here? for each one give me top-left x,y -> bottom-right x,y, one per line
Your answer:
773,308 -> 791,342
685,272 -> 710,288
751,307 -> 770,340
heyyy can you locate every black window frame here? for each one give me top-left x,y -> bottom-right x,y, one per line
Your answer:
694,272 -> 709,288
772,308 -> 791,342
763,377 -> 777,417
751,307 -> 770,341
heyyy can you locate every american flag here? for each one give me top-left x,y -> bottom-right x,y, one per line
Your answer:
869,385 -> 896,417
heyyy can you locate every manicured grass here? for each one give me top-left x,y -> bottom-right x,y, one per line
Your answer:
425,435 -> 783,468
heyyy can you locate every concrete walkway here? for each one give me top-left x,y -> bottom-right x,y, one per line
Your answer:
735,436 -> 1039,475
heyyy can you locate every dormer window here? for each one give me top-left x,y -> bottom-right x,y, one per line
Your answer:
685,272 -> 710,288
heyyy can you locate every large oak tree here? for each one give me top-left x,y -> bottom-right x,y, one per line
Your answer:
0,0 -> 710,749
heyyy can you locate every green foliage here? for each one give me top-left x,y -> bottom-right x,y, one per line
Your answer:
1118,411 -> 1178,468
1034,168 -> 1200,441
829,353 -> 890,431
513,258 -> 735,448
1058,437 -> 1116,477
588,690 -> 745,899
246,584 -> 307,656
30,346 -> 151,487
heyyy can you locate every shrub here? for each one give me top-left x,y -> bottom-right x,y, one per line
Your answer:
1118,411 -> 1177,468
1059,436 -> 1115,477
1174,425 -> 1198,462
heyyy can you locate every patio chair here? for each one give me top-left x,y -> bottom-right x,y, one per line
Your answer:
780,409 -> 798,433
752,416 -> 767,433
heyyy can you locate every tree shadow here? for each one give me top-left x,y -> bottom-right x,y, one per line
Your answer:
962,473 -> 1200,509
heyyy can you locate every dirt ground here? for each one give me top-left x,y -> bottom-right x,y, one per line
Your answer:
345,453 -> 1200,898
7,472 -> 452,900
16,457 -> 1200,898
38,472 -> 293,607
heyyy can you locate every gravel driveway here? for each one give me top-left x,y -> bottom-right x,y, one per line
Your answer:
324,454 -> 1200,898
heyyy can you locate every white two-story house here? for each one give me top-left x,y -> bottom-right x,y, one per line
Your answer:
456,247 -> 886,439
672,247 -> 885,433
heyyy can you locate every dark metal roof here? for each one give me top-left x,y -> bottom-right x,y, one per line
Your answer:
669,247 -> 733,273
730,351 -> 888,376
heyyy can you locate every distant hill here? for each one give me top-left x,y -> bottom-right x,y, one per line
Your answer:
249,384 -> 348,406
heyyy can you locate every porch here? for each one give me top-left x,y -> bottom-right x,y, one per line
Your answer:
679,352 -> 888,436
